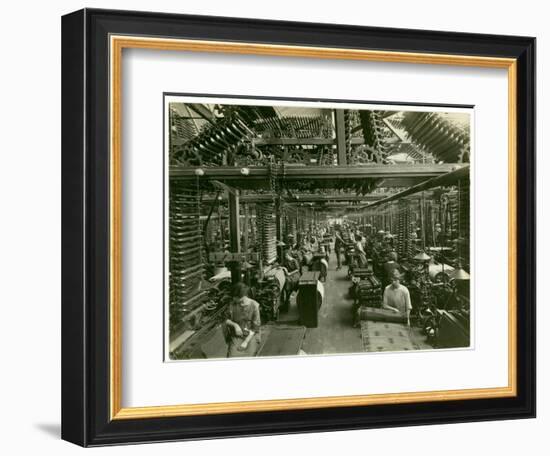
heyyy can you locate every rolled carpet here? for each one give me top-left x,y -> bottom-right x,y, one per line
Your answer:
358,306 -> 407,323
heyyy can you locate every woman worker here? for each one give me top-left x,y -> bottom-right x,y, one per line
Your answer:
382,270 -> 412,327
334,229 -> 345,270
281,248 -> 301,310
224,282 -> 262,357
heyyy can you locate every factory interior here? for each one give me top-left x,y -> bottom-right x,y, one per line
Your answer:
168,102 -> 471,360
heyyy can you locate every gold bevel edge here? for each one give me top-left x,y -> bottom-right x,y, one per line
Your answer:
110,37 -> 123,419
113,386 -> 515,419
109,35 -> 518,420
112,35 -> 515,68
507,62 -> 518,396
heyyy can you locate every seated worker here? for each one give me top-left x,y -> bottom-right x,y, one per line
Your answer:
223,282 -> 262,357
284,248 -> 301,275
382,270 -> 412,326
355,235 -> 368,267
285,233 -> 296,250
318,243 -> 329,263
309,235 -> 319,252
300,239 -> 314,268
301,238 -> 312,253
382,251 -> 401,287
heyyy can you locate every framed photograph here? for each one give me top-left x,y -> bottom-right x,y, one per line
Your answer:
61,8 -> 535,447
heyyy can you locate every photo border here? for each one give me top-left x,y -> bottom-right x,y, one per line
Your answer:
162,93 -> 475,362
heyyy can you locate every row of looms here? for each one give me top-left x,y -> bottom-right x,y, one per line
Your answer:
168,102 -> 471,359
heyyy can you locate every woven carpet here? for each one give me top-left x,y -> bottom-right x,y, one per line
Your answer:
257,325 -> 307,357
360,320 -> 432,352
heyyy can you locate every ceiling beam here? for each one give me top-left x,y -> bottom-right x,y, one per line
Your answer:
251,137 -> 365,146
170,163 -> 465,181
202,193 -> 388,203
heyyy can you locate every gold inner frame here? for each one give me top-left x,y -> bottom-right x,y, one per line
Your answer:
109,35 -> 518,420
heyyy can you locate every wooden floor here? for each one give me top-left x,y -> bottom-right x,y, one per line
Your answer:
278,250 -> 363,355
196,249 -> 431,359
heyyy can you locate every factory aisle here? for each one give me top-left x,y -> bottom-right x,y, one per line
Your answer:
279,250 -> 363,355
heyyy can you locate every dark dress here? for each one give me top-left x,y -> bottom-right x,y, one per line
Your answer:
334,234 -> 344,268
224,298 -> 262,357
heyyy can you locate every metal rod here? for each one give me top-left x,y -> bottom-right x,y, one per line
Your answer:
353,165 -> 470,212
334,109 -> 347,165
229,190 -> 241,284
170,164 -> 462,180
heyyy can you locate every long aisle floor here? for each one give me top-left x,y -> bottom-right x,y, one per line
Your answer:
279,250 -> 363,355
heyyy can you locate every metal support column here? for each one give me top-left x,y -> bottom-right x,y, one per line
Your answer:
229,190 -> 241,284
335,109 -> 347,165
217,203 -> 224,248
242,203 -> 249,253
275,197 -> 283,260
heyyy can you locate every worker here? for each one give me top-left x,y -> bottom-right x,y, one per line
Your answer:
301,244 -> 314,268
281,248 -> 301,310
382,270 -> 412,326
435,223 -> 447,246
286,233 -> 296,250
355,234 -> 368,267
317,246 -> 329,282
382,251 -> 401,287
283,247 -> 301,275
289,241 -> 304,272
334,229 -> 345,270
223,282 -> 262,357
308,234 -> 317,252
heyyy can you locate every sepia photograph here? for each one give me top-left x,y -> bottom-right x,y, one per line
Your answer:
165,96 -> 472,361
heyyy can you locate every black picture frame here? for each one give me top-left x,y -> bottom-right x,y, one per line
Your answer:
62,8 -> 536,447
